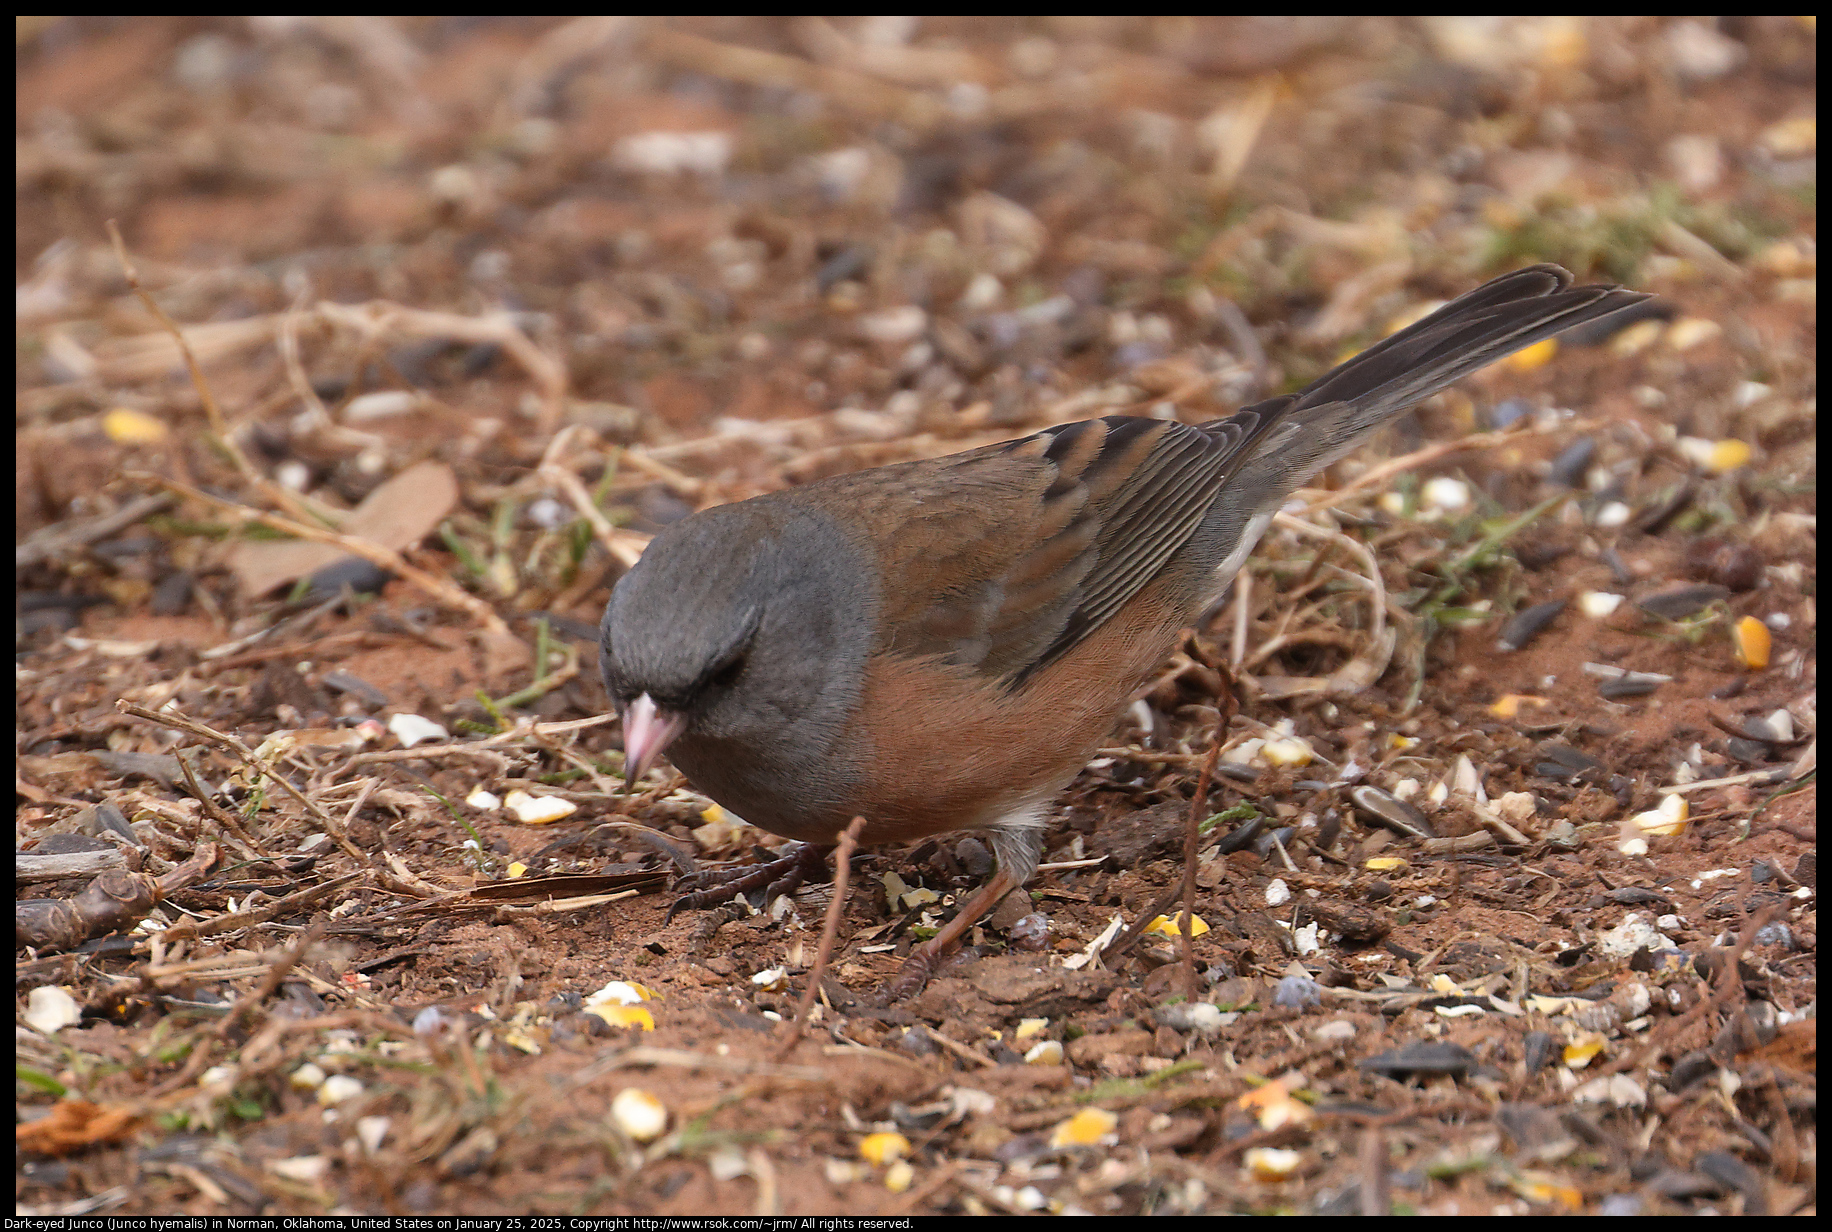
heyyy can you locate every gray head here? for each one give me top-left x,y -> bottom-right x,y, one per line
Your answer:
600,497 -> 877,781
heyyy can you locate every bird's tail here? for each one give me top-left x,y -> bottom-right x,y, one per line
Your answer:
1208,263 -> 1649,517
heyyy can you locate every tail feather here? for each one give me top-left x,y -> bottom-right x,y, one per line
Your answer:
1209,263 -> 1649,515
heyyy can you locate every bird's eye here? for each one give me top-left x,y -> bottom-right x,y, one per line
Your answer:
705,655 -> 746,691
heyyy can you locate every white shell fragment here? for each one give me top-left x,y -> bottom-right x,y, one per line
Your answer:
1061,913 -> 1124,971
613,131 -> 732,177
1577,591 -> 1624,618
611,1088 -> 669,1142
585,980 -> 656,1009
707,1145 -> 750,1181
856,306 -> 928,345
1495,791 -> 1537,823
503,790 -> 578,824
343,390 -> 418,422
1627,794 -> 1689,840
1261,738 -> 1314,768
1451,754 -> 1485,803
1244,1146 -> 1302,1181
1594,501 -> 1632,528
387,713 -> 448,748
289,1062 -> 328,1091
1573,1074 -> 1649,1107
355,1116 -> 390,1155
1157,1002 -> 1229,1033
269,1156 -> 330,1182
1421,476 -> 1471,512
318,1075 -> 364,1106
23,986 -> 82,1034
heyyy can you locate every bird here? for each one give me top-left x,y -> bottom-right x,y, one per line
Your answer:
599,263 -> 1646,995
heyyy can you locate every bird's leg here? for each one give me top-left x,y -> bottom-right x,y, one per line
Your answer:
666,841 -> 834,920
876,866 -> 1020,1003
878,822 -> 1043,1001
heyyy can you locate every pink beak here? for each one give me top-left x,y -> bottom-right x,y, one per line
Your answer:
622,692 -> 687,785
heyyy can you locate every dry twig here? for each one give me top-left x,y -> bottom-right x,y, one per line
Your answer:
314,299 -> 567,431
537,426 -> 651,570
779,814 -> 867,1054
105,221 -> 323,528
117,701 -> 365,860
147,920 -> 326,1098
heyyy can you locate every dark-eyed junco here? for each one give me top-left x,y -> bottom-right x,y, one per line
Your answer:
600,264 -> 1645,993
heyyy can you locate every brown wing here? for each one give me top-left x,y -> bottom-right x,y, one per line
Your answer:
789,414 -> 1274,687
1010,413 -> 1277,682
790,266 -> 1646,690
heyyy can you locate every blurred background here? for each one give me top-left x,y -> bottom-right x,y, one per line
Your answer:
18,17 -> 1814,526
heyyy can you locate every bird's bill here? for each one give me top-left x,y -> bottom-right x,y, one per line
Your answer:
622,692 -> 687,785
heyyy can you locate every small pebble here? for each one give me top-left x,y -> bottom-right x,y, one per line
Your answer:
323,669 -> 388,709
895,1027 -> 938,1058
1009,912 -> 1050,952
954,837 -> 994,878
1723,738 -> 1772,765
1488,398 -> 1532,430
1155,1002 -> 1228,1034
1685,537 -> 1763,592
1494,792 -> 1537,824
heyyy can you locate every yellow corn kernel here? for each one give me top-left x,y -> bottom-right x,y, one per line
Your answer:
1734,616 -> 1771,669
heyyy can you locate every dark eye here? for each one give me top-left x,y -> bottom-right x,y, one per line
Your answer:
706,655 -> 746,691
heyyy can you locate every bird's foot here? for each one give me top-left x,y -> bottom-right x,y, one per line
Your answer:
875,947 -> 943,1004
870,867 -> 1021,1003
665,842 -> 833,920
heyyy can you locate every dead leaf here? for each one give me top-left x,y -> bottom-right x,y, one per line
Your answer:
226,459 -> 460,598
16,1100 -> 141,1156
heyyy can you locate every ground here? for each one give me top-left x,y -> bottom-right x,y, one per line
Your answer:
16,16 -> 1816,1217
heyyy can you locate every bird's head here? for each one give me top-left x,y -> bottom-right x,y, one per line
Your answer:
599,498 -> 875,781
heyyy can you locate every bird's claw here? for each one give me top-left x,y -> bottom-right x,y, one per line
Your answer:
664,842 -> 832,921
872,950 -> 939,1005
